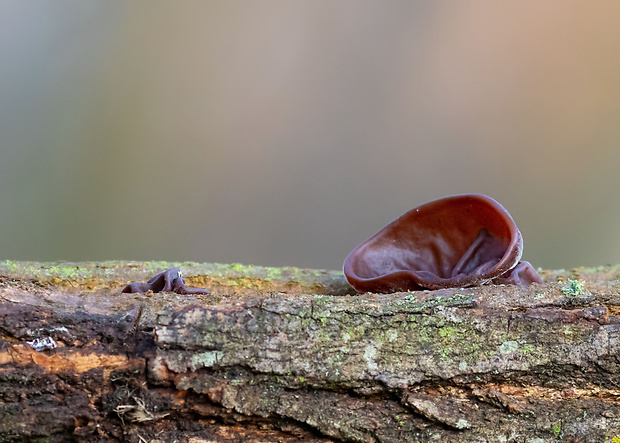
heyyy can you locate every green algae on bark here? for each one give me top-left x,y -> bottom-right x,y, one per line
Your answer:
0,260 -> 352,295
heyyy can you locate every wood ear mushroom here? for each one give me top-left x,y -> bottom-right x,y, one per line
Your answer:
343,194 -> 542,293
122,267 -> 209,295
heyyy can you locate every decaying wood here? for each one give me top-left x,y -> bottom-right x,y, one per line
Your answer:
1,260 -> 620,442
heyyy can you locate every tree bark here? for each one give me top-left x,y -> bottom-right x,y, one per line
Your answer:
1,260 -> 620,442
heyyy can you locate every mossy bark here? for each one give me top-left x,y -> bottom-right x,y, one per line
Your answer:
1,261 -> 620,441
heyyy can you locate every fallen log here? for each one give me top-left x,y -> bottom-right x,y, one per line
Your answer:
1,260 -> 620,442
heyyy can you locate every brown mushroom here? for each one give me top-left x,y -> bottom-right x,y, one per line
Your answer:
122,267 -> 209,295
343,194 -> 542,293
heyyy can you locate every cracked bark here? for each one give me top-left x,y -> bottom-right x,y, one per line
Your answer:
1,261 -> 620,441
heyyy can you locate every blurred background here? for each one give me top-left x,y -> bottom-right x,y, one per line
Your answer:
2,1 -> 620,271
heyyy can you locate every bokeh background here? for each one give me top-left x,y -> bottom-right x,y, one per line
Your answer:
2,1 -> 620,271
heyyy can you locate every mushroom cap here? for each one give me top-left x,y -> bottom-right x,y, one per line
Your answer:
343,194 -> 523,293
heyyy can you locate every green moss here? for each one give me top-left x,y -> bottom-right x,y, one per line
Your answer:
395,317 -> 486,365
228,263 -> 246,272
1,260 -> 17,272
0,260 -> 350,294
562,279 -> 585,296
438,326 -> 461,338
519,343 -> 536,355
552,422 -> 562,437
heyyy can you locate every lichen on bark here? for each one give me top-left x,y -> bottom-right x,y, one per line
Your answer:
2,260 -> 620,441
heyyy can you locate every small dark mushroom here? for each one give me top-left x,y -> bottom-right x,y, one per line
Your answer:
491,260 -> 543,286
122,267 -> 209,295
343,194 -> 542,293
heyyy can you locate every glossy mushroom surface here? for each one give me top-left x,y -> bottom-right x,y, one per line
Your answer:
343,194 -> 542,293
122,267 -> 210,295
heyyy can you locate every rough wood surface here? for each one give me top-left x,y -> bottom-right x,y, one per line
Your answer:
1,260 -> 620,442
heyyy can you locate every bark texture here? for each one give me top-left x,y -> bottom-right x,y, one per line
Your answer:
1,260 -> 620,442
